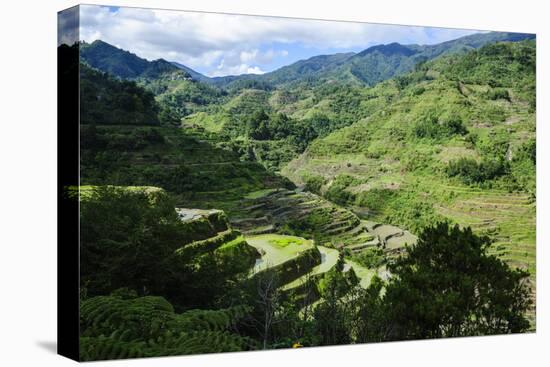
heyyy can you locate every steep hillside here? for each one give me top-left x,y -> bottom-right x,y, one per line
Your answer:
74,26 -> 536,353
248,52 -> 356,86
283,40 -> 536,286
145,72 -> 226,120
80,41 -> 229,122
81,40 -> 184,79
179,33 -> 534,173
83,32 -> 534,92
80,124 -> 292,214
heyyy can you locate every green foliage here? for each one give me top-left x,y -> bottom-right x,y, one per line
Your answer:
355,189 -> 445,234
215,236 -> 259,274
280,208 -> 333,240
81,125 -> 164,151
80,64 -> 160,125
149,76 -> 224,119
354,188 -> 395,214
444,40 -> 535,108
74,35 -> 536,357
383,223 -> 532,339
79,186 -> 257,309
303,174 -> 325,195
324,175 -> 359,206
80,186 -> 188,297
313,254 -> 360,345
225,78 -> 274,91
80,126 -> 291,206
413,112 -> 468,139
80,293 -> 252,360
242,110 -> 319,149
253,248 -> 322,285
175,229 -> 239,259
510,139 -> 536,193
383,193 -> 446,234
447,157 -> 509,184
486,87 -> 510,101
269,237 -> 304,248
352,247 -> 386,269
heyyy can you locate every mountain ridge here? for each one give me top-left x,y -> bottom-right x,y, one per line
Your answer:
80,31 -> 534,89
80,40 -> 189,80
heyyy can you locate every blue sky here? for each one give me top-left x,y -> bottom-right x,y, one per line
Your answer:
78,5 -> 482,77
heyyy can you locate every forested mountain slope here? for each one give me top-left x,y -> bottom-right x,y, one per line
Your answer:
206,31 -> 534,88
283,40 -> 536,286
322,31 -> 534,86
71,30 -> 536,358
81,40 -> 184,79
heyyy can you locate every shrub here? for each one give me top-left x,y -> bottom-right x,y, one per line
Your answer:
413,113 -> 468,139
446,157 -> 509,184
324,175 -> 358,206
486,88 -> 511,101
353,248 -> 386,269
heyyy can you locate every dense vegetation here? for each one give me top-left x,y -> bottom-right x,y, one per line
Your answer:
78,190 -> 531,360
79,187 -> 258,309
72,31 -> 536,360
80,64 -> 161,125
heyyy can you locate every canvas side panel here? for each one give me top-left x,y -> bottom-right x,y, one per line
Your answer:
57,5 -> 80,362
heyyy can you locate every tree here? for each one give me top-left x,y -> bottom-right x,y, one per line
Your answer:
79,186 -> 253,310
247,110 -> 271,140
334,250 -> 346,272
313,255 -> 359,346
354,275 -> 387,343
251,269 -> 283,349
382,222 -> 531,340
80,187 -> 188,298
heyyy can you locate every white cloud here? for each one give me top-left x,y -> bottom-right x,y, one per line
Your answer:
79,5 -> 480,76
210,58 -> 266,77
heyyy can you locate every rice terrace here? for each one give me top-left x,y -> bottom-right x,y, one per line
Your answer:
59,4 -> 536,361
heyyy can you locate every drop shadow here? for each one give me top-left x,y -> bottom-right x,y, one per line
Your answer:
36,340 -> 57,354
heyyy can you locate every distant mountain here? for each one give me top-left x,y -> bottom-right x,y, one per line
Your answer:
80,40 -> 187,80
327,31 -> 535,86
213,31 -> 535,88
204,52 -> 355,89
257,52 -> 356,85
80,31 -> 534,89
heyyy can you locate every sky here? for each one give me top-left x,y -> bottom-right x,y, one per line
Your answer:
74,5 -> 482,77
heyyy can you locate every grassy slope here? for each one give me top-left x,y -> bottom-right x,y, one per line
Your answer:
282,41 -> 536,286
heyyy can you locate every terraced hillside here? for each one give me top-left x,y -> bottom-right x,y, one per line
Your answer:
73,29 -> 537,356
245,234 -> 379,301
231,188 -> 416,255
80,124 -> 292,214
281,41 -> 536,319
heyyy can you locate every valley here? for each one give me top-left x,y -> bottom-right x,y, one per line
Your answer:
71,28 -> 536,359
